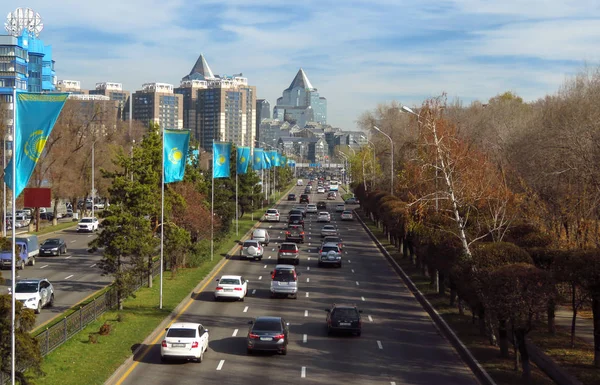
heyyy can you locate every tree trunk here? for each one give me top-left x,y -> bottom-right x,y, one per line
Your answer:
478,306 -> 486,336
592,292 -> 600,367
438,271 -> 445,295
449,280 -> 457,306
498,320 -> 509,358
515,329 -> 531,380
571,284 -> 577,347
148,257 -> 153,288
486,314 -> 498,346
547,297 -> 556,335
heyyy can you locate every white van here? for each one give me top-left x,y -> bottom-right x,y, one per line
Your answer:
297,179 -> 303,186
251,229 -> 270,246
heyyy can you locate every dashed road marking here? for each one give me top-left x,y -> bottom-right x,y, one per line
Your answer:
88,235 -> 93,237
307,267 -> 310,271
348,260 -> 351,263
264,265 -> 267,268
243,306 -> 249,313
377,340 -> 383,349
252,289 -> 256,295
305,292 -> 309,297
306,278 -> 310,283
40,265 -> 49,269
259,276 -> 262,280
301,367 -> 306,378
356,281 -> 359,286
391,382 -> 396,385
232,329 -> 238,337
303,334 -> 307,343
361,296 -> 365,301
268,256 -> 271,259
304,310 -> 308,317
70,240 -> 76,243
368,315 -> 373,322
351,269 -> 355,273
65,275 -> 74,280
308,257 -> 311,260
90,264 -> 96,268
216,360 -> 225,370
65,256 -> 72,259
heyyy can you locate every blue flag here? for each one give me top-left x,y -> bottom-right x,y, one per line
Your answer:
5,92 -> 68,198
253,148 -> 264,171
268,151 -> 277,168
274,151 -> 281,167
163,129 -> 190,183
281,155 -> 287,166
263,150 -> 272,170
213,142 -> 231,178
237,146 -> 251,175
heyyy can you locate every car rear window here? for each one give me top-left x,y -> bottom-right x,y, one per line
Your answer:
243,241 -> 259,247
267,209 -> 278,214
253,320 -> 282,331
219,278 -> 241,285
280,244 -> 298,251
167,328 -> 196,338
322,246 -> 339,253
289,215 -> 302,221
273,269 -> 296,282
332,308 -> 359,319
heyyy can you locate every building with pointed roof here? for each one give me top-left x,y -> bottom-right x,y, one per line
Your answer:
274,68 -> 327,128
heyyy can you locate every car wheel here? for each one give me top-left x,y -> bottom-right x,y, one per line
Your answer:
35,301 -> 42,314
338,263 -> 342,268
49,294 -> 54,307
214,296 -> 219,301
294,259 -> 299,265
19,260 -> 25,270
29,258 -> 35,266
356,331 -> 362,337
160,355 -> 166,362
239,296 -> 244,302
291,294 -> 297,299
281,347 -> 287,355
197,349 -> 204,363
247,348 -> 253,355
327,327 -> 332,336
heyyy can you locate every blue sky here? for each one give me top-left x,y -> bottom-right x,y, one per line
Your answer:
4,0 -> 600,130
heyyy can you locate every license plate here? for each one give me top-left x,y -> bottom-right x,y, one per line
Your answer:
172,343 -> 185,347
224,288 -> 233,292
279,282 -> 288,285
339,322 -> 351,326
260,337 -> 272,341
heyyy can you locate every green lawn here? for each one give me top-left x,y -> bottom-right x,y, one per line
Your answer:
32,186 -> 293,385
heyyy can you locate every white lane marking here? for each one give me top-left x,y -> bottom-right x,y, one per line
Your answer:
368,315 -> 373,322
271,248 -> 275,251
65,256 -> 72,259
268,256 -> 271,259
216,360 -> 225,370
308,257 -> 311,261
243,306 -> 249,313
65,275 -> 74,280
259,276 -> 262,280
301,367 -> 306,378
70,240 -> 76,243
391,382 -> 397,385
307,267 -> 310,271
351,269 -> 355,273
264,265 -> 267,268
304,310 -> 308,317
40,265 -> 49,269
306,292 -> 309,298
303,334 -> 307,343
269,225 -> 272,229
252,289 -> 256,295
90,264 -> 96,268
88,234 -> 93,237
356,281 -> 360,286
232,329 -> 238,337
377,340 -> 383,350
306,278 -> 310,283
348,260 -> 351,263
361,296 -> 365,301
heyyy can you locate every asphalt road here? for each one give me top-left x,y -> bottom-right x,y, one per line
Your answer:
0,223 -> 109,328
110,185 -> 480,385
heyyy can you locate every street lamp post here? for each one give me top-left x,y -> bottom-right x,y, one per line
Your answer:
346,144 -> 355,156
372,126 -> 394,195
91,140 -> 95,219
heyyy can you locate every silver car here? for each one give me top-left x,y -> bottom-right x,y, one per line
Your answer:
240,240 -> 264,261
306,204 -> 318,214
320,225 -> 338,237
270,264 -> 300,299
317,212 -> 331,223
319,242 -> 342,268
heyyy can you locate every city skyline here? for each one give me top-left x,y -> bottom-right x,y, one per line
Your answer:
3,1 -> 599,130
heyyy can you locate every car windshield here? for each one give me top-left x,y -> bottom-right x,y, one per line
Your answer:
80,218 -> 92,223
332,308 -> 359,319
253,319 -> 282,332
43,239 -> 60,245
219,278 -> 241,285
273,269 -> 295,282
322,246 -> 339,253
15,282 -> 38,293
166,328 -> 196,338
243,241 -> 259,247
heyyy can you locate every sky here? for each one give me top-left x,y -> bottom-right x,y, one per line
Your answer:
4,0 -> 600,130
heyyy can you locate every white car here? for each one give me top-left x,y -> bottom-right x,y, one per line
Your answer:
321,225 -> 338,237
240,240 -> 264,261
77,217 -> 99,232
160,322 -> 209,363
263,209 -> 281,222
11,278 -> 54,314
214,275 -> 248,301
306,204 -> 318,214
335,204 -> 345,212
340,210 -> 354,221
93,202 -> 105,209
317,187 -> 325,194
317,212 -> 331,223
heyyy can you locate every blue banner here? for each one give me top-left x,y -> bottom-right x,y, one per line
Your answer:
163,129 -> 190,183
253,148 -> 264,171
263,150 -> 272,170
5,92 -> 68,197
213,142 -> 231,178
273,151 -> 281,167
236,146 -> 251,175
281,155 -> 287,166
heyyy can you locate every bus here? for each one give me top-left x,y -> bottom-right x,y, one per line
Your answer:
329,180 -> 339,191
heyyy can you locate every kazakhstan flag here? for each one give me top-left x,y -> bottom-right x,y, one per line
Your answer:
163,129 -> 190,183
281,155 -> 287,166
263,150 -> 272,169
274,151 -> 281,167
5,92 -> 68,198
237,146 -> 251,175
253,148 -> 264,171
213,142 -> 231,178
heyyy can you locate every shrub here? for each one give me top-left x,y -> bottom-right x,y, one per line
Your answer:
98,322 -> 111,336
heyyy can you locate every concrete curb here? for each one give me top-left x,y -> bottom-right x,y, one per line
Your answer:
354,209 -> 497,385
105,186 -> 294,385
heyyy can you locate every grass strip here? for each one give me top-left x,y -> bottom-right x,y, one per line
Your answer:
33,187 -> 292,385
360,215 -> 556,385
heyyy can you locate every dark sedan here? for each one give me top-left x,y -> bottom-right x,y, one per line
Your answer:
40,238 -> 67,256
326,304 -> 362,336
247,316 -> 289,355
287,193 -> 296,201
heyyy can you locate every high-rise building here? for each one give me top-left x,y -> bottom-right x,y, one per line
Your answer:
132,83 -> 183,130
89,82 -> 130,121
175,54 -> 256,150
274,68 -> 326,128
255,99 -> 270,141
56,79 -> 87,94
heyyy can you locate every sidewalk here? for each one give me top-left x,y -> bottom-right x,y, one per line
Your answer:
554,306 -> 594,345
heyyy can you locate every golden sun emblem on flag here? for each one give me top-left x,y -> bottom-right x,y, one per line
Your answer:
217,154 -> 227,166
24,130 -> 47,161
168,147 -> 183,164
241,156 -> 246,163
255,156 -> 261,163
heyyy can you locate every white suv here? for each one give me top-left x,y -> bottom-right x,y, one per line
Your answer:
263,209 -> 280,222
77,217 -> 99,232
12,278 -> 54,313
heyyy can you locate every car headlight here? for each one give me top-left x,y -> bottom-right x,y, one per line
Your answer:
51,248 -> 58,251
27,297 -> 37,302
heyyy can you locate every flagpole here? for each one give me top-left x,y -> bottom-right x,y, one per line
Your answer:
211,148 -> 214,262
235,173 -> 238,236
11,86 -> 16,385
159,129 -> 165,310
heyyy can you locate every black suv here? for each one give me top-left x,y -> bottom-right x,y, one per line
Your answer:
299,194 -> 310,203
325,304 -> 363,336
317,201 -> 327,210
285,225 -> 305,243
287,193 -> 296,201
288,214 -> 304,228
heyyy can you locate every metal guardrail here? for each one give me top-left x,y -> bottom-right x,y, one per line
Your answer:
0,259 -> 161,384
